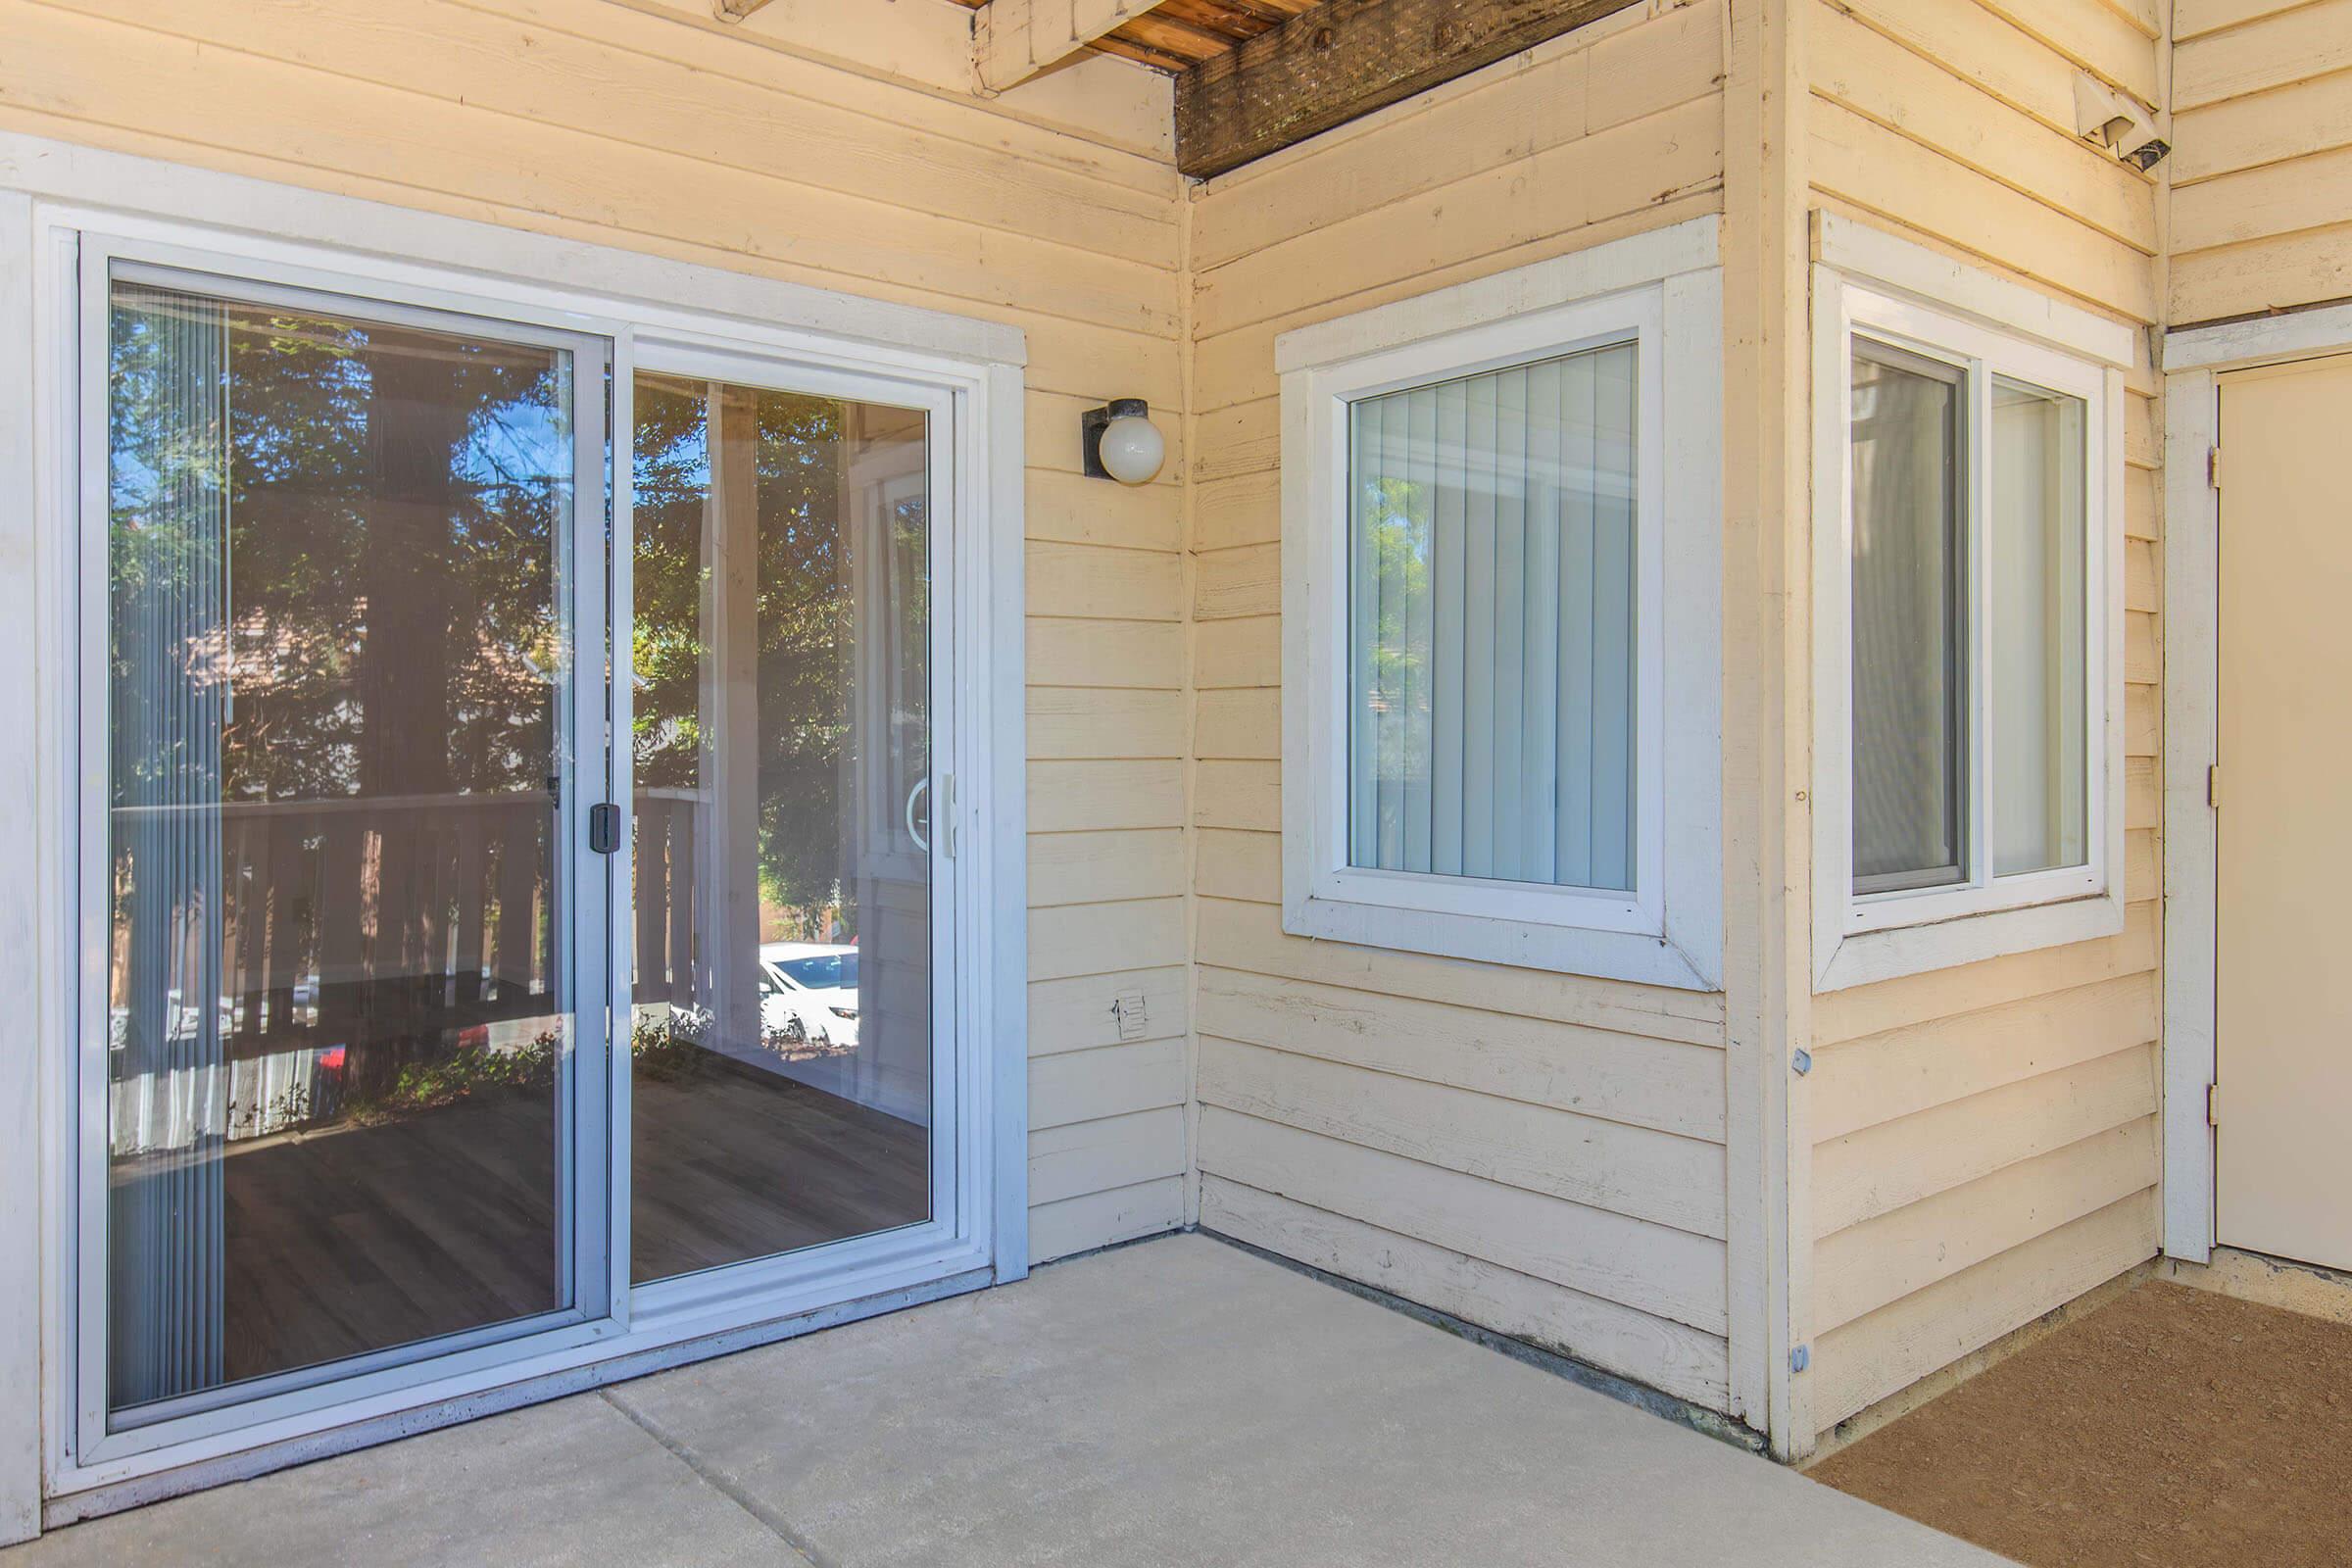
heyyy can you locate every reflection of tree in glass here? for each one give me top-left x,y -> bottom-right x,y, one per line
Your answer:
630,380 -> 854,925
212,308 -> 567,802
1361,470 -> 1432,785
109,290 -> 574,1106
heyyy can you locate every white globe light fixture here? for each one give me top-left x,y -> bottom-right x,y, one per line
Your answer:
1083,397 -> 1166,485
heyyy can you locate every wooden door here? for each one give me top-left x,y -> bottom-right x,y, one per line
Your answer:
2215,352 -> 2352,1271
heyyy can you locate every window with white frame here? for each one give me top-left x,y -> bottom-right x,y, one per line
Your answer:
1812,231 -> 2128,991
1278,219 -> 1722,990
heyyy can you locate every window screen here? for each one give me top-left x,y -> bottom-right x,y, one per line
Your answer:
1849,337 -> 1967,893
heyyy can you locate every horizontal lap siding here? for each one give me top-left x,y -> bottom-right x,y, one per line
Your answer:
2172,0 -> 2352,321
0,0 -> 1190,1262
1804,0 -> 2166,1436
1185,1 -> 1736,1413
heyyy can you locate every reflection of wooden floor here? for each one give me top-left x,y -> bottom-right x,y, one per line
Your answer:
630,1054 -> 930,1283
221,1089 -> 560,1384
219,1053 -> 928,1387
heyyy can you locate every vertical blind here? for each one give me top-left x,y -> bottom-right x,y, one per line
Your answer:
107,281 -> 231,1408
1348,340 -> 1639,894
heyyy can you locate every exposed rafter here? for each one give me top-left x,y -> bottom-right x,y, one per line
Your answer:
951,0 -> 1317,81
1175,0 -> 1646,179
973,0 -> 1169,94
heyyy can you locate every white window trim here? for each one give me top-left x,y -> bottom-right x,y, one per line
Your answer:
1276,216 -> 1723,991
1810,219 -> 2131,992
0,131 -> 1030,1508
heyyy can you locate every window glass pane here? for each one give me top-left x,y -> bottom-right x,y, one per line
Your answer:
1849,338 -> 1966,892
104,278 -> 579,1414
628,374 -> 933,1284
1990,376 -> 2088,875
1347,339 -> 1638,892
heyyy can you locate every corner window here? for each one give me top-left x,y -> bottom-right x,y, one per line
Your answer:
1278,219 -> 1723,990
1814,259 -> 2125,989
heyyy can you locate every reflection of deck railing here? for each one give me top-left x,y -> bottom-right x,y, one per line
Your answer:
110,782 -> 938,1152
112,786 -> 903,1145
631,786 -> 702,1010
128,787 -> 715,1060
114,786 -> 714,1149
199,790 -> 565,1066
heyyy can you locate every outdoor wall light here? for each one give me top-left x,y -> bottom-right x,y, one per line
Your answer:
1083,398 -> 1166,485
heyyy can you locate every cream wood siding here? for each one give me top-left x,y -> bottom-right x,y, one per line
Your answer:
2173,0 -> 2352,322
1185,1 -> 1739,1414
1802,0 -> 2166,1436
0,0 -> 1189,1263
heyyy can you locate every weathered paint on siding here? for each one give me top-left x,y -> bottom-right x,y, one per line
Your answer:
2173,0 -> 2352,323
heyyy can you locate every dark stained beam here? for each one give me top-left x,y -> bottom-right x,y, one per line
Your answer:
1175,0 -> 1646,179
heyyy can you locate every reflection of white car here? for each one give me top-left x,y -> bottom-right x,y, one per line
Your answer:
757,943 -> 860,1050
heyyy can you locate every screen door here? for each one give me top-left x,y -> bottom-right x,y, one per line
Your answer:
624,356 -> 949,1285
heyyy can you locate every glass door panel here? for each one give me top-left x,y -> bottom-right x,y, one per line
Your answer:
628,371 -> 935,1283
96,268 -> 606,1424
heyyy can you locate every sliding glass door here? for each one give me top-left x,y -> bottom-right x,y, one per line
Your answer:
75,238 -> 965,1462
86,260 -> 612,1432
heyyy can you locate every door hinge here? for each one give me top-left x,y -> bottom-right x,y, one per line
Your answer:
2208,762 -> 2221,810
588,802 -> 622,855
2208,444 -> 2222,489
2206,1081 -> 2220,1128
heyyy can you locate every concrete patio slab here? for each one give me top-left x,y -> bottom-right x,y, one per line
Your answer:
9,1383 -> 806,1567
10,1234 -> 2005,1566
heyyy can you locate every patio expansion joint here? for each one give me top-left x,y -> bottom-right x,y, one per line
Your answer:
597,1386 -> 832,1568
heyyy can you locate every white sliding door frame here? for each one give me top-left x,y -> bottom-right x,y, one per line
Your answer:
70,238 -> 623,1466
2,131 -> 1028,1514
616,332 -> 968,1323
2157,304 -> 2352,1265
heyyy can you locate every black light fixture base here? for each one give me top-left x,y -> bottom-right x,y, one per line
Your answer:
1082,397 -> 1151,479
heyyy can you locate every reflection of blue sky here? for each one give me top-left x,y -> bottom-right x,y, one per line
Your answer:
108,319 -> 572,520
111,451 -> 163,514
112,298 -> 580,526
456,378 -> 572,494
635,423 -> 710,490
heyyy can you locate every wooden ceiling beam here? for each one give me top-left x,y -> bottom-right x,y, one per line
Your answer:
1175,0 -> 1646,179
1087,29 -> 1204,74
973,0 -> 1172,94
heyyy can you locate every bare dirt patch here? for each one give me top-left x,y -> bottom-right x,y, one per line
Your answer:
1810,1280 -> 2352,1567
